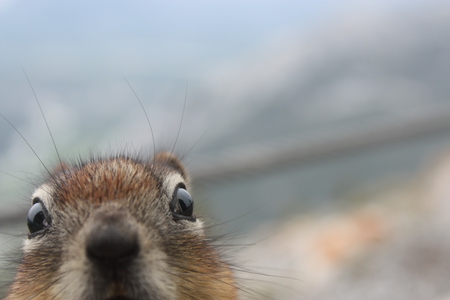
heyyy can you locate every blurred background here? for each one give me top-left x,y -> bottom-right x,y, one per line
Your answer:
2,0 -> 450,299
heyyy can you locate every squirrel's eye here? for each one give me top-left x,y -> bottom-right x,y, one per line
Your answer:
172,187 -> 194,220
176,188 -> 193,216
27,202 -> 48,234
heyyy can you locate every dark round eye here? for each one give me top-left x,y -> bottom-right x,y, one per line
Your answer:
174,188 -> 194,219
27,202 -> 48,234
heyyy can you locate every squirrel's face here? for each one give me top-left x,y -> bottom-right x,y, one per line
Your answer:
8,153 -> 236,300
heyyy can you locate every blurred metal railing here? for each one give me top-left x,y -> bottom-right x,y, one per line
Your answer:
193,107 -> 450,182
3,106 -> 450,224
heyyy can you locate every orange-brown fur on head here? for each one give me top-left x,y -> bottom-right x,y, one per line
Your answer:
6,153 -> 237,300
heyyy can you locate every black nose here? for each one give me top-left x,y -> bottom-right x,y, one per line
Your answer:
86,212 -> 139,263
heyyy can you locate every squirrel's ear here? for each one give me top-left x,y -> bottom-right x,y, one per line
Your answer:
153,152 -> 188,179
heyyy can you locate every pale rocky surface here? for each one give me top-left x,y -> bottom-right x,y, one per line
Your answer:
238,151 -> 450,300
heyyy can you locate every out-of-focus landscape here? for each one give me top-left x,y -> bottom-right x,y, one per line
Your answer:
1,0 -> 450,299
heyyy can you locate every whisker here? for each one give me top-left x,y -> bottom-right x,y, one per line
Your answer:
123,77 -> 156,161
179,126 -> 211,163
232,265 -> 303,284
22,68 -> 65,176
196,204 -> 270,234
169,82 -> 188,161
168,260 -> 271,300
0,113 -> 54,181
0,171 -> 35,187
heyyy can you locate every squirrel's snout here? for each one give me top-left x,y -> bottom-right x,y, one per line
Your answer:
85,211 -> 139,264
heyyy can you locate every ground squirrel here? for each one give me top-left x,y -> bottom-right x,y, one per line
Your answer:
5,151 -> 238,299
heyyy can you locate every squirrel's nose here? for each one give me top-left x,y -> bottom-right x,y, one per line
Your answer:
85,211 -> 139,263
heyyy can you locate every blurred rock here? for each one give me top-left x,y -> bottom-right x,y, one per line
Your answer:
239,150 -> 450,299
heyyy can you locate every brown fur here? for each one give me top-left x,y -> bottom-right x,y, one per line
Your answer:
6,153 -> 238,300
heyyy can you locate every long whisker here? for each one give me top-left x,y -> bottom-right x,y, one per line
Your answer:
22,68 -> 65,175
169,82 -> 188,160
0,113 -> 54,180
123,77 -> 156,161
179,126 -> 210,163
0,170 -> 35,187
0,170 -> 54,201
